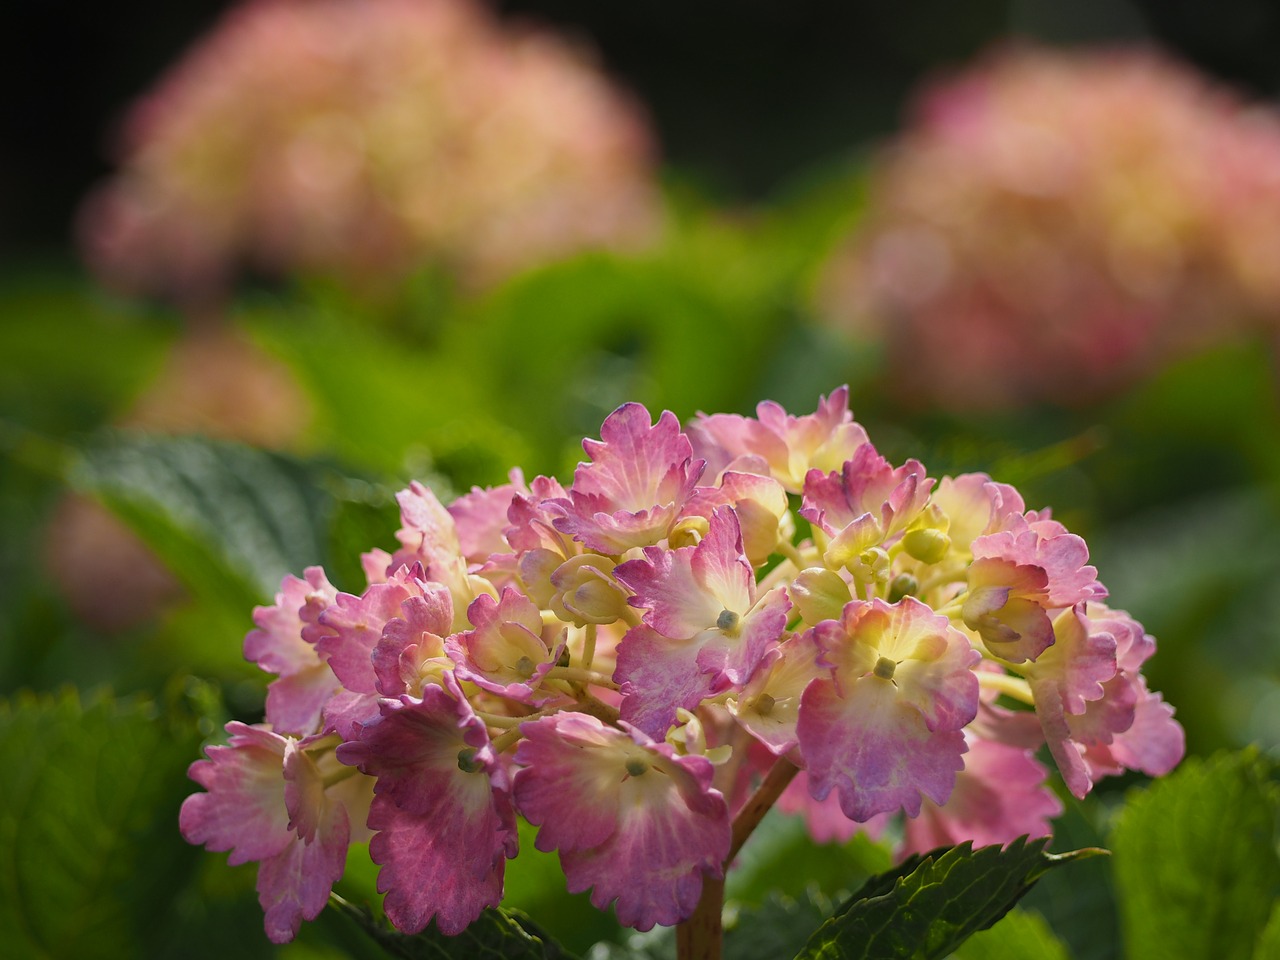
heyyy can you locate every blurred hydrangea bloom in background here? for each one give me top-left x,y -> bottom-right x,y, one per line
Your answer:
181,389 -> 1183,942
817,45 -> 1280,409
78,0 -> 661,303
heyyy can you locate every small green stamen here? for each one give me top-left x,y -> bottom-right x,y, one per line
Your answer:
873,656 -> 897,681
716,609 -> 741,635
625,757 -> 649,777
754,693 -> 776,716
514,655 -> 536,679
888,573 -> 918,603
457,747 -> 484,774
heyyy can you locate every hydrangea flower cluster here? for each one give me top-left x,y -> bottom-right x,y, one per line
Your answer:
181,389 -> 1183,942
816,44 -> 1280,409
79,0 -> 659,302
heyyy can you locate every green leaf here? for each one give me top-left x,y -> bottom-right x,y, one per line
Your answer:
950,908 -> 1072,960
724,890 -> 834,960
725,809 -> 893,908
328,896 -> 579,960
1254,902 -> 1280,960
794,837 -> 1101,960
70,432 -> 333,605
1016,795 -> 1120,960
0,689 -> 204,959
1111,749 -> 1280,960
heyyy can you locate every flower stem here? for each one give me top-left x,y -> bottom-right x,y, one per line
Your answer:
543,665 -> 617,688
676,874 -> 725,960
674,756 -> 800,960
727,756 -> 800,863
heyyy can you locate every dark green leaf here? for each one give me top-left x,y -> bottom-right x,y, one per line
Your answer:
0,689 -> 204,959
329,896 -> 579,960
724,890 -> 833,960
70,432 -> 333,605
725,808 -> 893,908
1111,748 -> 1280,960
794,837 -> 1101,960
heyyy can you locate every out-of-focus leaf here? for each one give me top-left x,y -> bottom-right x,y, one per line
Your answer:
244,305 -> 530,485
725,809 -> 892,907
329,897 -> 578,960
795,837 -> 1101,960
724,890 -> 833,960
1016,795 -> 1119,960
70,432 -> 331,604
950,908 -> 1072,960
1111,749 -> 1280,960
503,819 -> 622,956
0,689 -> 203,959
1254,902 -> 1280,960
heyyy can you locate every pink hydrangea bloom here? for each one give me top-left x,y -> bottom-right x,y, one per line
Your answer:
182,389 -> 1182,942
614,506 -> 789,737
244,567 -> 339,736
445,588 -> 566,703
548,403 -> 705,554
798,597 -> 980,821
688,386 -> 868,493
336,675 -> 518,935
513,713 -> 730,930
816,45 -> 1280,408
78,0 -> 660,302
180,722 -> 373,943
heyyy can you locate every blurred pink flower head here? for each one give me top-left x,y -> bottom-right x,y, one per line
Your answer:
79,0 -> 661,302
817,44 -> 1280,408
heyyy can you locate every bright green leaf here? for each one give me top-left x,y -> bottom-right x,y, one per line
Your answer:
1111,749 -> 1280,960
950,908 -> 1072,960
1254,901 -> 1280,960
794,837 -> 1101,960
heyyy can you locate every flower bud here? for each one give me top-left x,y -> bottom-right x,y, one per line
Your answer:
902,503 -> 952,564
903,527 -> 952,564
888,572 -> 918,603
789,567 -> 853,624
549,554 -> 629,626
668,515 -> 709,549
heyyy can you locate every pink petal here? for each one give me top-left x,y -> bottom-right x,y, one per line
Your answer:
615,624 -> 719,738
551,404 -> 703,553
900,734 -> 1061,858
513,714 -> 729,931
799,675 -> 968,820
256,800 -> 350,944
447,471 -> 525,563
264,664 -> 340,737
180,722 -> 292,866
244,567 -> 337,677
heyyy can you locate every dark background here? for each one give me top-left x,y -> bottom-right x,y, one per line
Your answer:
4,0 -> 1280,261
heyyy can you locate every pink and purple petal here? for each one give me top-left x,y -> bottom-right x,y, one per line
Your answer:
799,675 -> 968,821
615,624 -> 719,738
256,800 -> 350,943
550,404 -> 704,553
513,714 -> 729,931
180,722 -> 293,866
